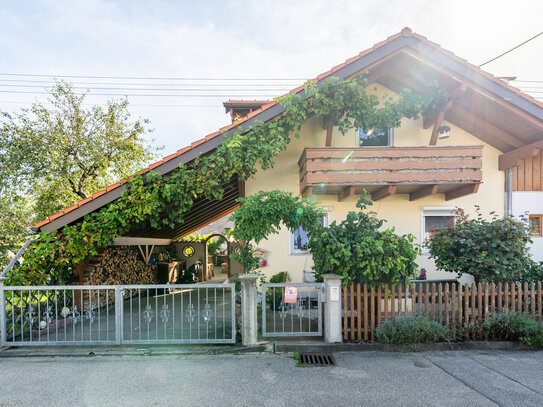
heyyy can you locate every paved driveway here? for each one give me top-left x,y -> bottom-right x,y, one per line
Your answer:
0,350 -> 542,406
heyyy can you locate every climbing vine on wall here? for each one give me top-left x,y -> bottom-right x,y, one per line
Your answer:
9,76 -> 448,285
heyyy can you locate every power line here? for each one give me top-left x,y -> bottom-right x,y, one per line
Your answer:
0,72 -> 308,81
0,90 -> 280,97
0,78 -> 301,87
0,84 -> 290,92
479,30 -> 543,67
0,101 -> 219,107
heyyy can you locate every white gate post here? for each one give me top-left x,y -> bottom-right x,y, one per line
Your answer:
0,277 -> 6,346
239,274 -> 259,346
115,287 -> 123,345
322,273 -> 344,343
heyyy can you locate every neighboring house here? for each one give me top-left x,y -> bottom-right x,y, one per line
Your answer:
511,154 -> 543,262
35,28 -> 543,283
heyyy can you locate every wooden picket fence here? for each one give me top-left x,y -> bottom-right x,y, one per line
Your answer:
342,281 -> 543,342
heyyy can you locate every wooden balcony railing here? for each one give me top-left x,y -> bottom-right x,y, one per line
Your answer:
298,146 -> 483,201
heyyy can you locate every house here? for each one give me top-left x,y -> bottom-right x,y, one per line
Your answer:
511,154 -> 543,262
34,28 -> 543,283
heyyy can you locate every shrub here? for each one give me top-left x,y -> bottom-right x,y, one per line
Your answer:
376,317 -> 450,344
465,311 -> 543,348
519,260 -> 543,283
269,271 -> 290,283
427,208 -> 533,283
309,194 -> 419,287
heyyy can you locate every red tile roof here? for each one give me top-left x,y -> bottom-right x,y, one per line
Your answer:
34,27 -> 543,229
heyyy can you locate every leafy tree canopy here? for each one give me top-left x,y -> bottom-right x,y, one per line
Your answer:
228,190 -> 324,272
0,82 -> 159,219
0,82 -> 158,272
229,190 -> 324,244
0,195 -> 33,271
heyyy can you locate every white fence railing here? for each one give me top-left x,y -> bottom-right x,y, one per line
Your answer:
0,284 -> 236,346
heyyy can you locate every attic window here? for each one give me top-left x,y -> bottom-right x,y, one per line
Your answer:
358,127 -> 393,146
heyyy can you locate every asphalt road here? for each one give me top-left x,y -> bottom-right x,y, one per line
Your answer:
0,350 -> 542,406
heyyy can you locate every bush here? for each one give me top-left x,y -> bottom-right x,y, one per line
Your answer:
427,208 -> 533,283
376,317 -> 450,344
269,271 -> 289,283
465,311 -> 543,348
309,194 -> 419,287
519,260 -> 543,283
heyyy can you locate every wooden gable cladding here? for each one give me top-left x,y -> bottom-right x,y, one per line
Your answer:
512,149 -> 543,191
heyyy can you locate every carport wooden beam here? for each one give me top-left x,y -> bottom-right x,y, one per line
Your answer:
112,237 -> 172,246
112,237 -> 172,264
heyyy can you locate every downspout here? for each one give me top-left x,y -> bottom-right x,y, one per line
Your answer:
505,168 -> 513,217
1,240 -> 33,279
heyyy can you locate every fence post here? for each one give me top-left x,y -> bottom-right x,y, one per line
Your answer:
239,274 -> 259,346
115,287 -> 123,345
323,273 -> 344,343
0,277 -> 6,346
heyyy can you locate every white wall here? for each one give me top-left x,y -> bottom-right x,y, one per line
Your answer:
512,191 -> 543,262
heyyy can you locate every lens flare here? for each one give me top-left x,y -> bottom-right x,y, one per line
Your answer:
408,70 -> 429,88
320,183 -> 325,189
342,151 -> 354,163
296,207 -> 304,216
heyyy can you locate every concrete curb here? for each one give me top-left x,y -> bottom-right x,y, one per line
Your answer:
273,340 -> 535,353
0,340 -> 535,358
0,343 -> 271,358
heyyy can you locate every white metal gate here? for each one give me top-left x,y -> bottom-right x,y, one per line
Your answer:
261,283 -> 324,337
0,284 -> 236,346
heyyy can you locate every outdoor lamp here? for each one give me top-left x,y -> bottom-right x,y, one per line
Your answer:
437,125 -> 451,139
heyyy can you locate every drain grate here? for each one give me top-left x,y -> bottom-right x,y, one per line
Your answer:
298,353 -> 335,366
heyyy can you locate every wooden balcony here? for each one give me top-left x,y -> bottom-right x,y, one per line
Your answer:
298,146 -> 483,201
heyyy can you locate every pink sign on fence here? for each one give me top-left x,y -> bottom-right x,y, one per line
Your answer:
284,286 -> 298,303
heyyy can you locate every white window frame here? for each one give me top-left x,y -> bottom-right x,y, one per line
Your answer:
289,208 -> 330,256
420,206 -> 461,254
356,127 -> 395,147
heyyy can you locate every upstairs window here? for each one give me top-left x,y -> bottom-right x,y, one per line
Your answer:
358,127 -> 393,147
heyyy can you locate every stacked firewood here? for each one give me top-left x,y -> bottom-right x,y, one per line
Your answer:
89,246 -> 156,286
82,246 -> 157,308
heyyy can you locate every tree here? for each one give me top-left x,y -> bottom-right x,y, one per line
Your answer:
0,195 -> 33,271
0,82 -> 159,220
0,82 -> 159,270
308,194 -> 419,287
427,208 -> 537,283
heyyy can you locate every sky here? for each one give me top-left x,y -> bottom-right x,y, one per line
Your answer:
1,0 -> 543,157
